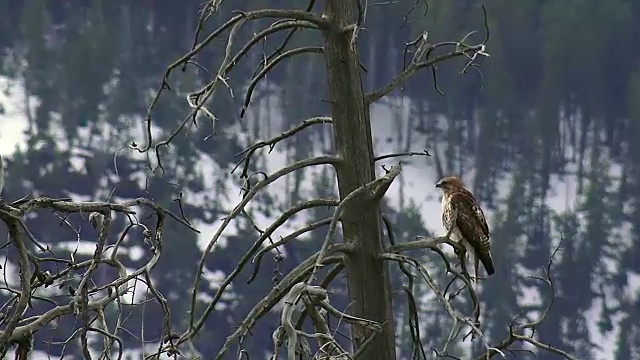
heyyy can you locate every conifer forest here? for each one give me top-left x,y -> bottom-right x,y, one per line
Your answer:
0,1 -> 639,359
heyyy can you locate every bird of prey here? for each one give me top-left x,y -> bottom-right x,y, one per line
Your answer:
436,176 -> 495,282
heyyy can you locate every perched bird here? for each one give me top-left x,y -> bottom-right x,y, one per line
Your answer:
436,176 -> 495,282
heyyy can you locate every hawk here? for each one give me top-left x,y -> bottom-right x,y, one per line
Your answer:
436,176 -> 495,281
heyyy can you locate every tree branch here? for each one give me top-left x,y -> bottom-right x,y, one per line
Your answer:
233,116 -> 332,179
241,46 -> 324,118
189,156 -> 339,333
310,163 -> 403,281
366,5 -> 490,104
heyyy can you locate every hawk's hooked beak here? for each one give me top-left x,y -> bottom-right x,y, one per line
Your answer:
435,181 -> 442,189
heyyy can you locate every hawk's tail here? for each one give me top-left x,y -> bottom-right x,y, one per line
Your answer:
480,252 -> 495,276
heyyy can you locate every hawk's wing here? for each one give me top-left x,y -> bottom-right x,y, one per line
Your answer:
449,191 -> 494,275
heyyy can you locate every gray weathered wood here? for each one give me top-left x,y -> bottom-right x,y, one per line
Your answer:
321,1 -> 397,359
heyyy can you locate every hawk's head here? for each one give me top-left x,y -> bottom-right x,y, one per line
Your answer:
435,176 -> 464,193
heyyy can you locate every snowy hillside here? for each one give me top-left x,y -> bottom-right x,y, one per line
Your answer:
0,75 -> 635,360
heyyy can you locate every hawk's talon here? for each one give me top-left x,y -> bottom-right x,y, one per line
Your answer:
453,244 -> 466,259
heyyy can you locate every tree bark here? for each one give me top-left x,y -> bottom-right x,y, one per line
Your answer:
321,1 -> 397,359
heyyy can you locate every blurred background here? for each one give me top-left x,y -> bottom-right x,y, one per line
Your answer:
0,1 -> 638,359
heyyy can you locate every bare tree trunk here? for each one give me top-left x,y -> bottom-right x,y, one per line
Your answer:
321,1 -> 396,359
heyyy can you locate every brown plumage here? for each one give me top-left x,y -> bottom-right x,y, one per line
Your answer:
436,176 -> 495,279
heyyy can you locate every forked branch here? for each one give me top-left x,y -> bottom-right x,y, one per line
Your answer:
366,5 -> 490,104
0,197 -> 196,359
140,6 -> 328,172
276,283 -> 381,360
310,163 -> 403,281
472,244 -> 577,360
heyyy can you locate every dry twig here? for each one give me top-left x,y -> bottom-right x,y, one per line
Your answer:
0,197 -> 197,359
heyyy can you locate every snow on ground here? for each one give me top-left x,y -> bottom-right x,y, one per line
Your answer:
0,76 -> 30,155
370,98 -> 446,232
369,96 -> 639,360
0,75 -> 638,359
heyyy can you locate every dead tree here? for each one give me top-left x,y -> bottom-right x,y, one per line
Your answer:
322,2 -> 395,358
0,1 -> 578,360
135,0 -> 575,359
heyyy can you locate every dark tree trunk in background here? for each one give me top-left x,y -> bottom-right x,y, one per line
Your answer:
321,1 -> 397,359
